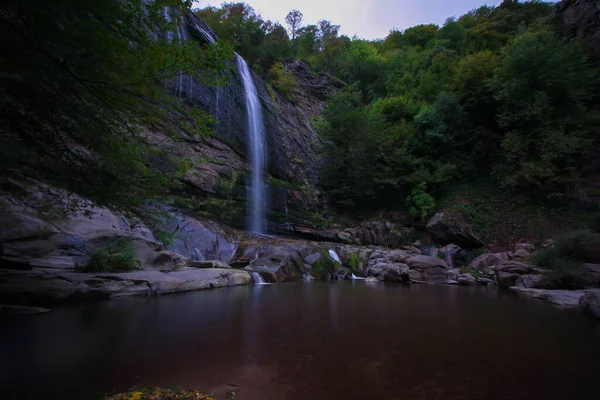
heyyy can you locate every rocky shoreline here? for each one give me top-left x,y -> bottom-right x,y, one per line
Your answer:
1,183 -> 599,320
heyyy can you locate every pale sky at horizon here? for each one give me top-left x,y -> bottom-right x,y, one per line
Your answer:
193,0 -> 557,40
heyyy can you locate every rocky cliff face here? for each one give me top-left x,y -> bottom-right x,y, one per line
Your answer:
557,0 -> 600,56
167,13 -> 340,231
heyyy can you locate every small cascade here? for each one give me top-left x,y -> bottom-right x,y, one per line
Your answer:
236,54 -> 267,234
351,273 -> 365,280
250,272 -> 267,285
328,249 -> 342,265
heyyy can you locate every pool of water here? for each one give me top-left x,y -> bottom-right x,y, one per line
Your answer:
1,282 -> 599,399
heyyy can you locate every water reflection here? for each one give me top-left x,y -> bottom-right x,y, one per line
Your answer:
1,283 -> 599,400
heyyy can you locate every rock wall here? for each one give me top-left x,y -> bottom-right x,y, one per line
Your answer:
168,12 -> 339,231
557,0 -> 600,56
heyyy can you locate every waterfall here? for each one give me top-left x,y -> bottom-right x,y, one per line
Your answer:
236,55 -> 267,234
328,249 -> 342,265
250,272 -> 266,285
351,273 -> 365,280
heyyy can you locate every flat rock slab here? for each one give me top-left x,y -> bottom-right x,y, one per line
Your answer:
510,287 -> 600,307
0,304 -> 51,316
0,268 -> 251,304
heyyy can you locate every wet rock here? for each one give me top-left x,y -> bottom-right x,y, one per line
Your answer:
333,266 -> 351,281
515,243 -> 535,252
515,274 -> 545,288
514,249 -> 531,258
542,239 -> 554,248
494,261 -> 545,287
366,263 -> 409,282
511,287 -> 600,308
407,255 -> 449,283
0,268 -> 251,305
583,263 -> 600,284
477,277 -> 494,285
426,210 -> 483,248
448,268 -> 460,281
457,273 -> 477,285
579,292 -> 600,319
471,253 -> 505,272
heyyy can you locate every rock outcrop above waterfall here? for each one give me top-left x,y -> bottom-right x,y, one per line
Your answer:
426,210 -> 483,248
556,0 -> 600,56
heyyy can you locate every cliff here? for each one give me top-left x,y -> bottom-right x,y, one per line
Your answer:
557,0 -> 600,56
160,12 -> 341,231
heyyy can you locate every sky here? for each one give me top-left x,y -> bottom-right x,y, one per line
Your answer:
192,0 -> 511,40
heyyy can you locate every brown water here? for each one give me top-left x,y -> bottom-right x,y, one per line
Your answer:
1,282 -> 599,400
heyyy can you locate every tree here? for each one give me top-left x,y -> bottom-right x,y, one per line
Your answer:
0,0 -> 232,217
285,9 -> 303,42
491,29 -> 598,196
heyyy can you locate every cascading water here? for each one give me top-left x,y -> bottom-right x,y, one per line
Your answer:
171,11 -> 268,234
328,249 -> 342,265
236,55 -> 267,234
250,272 -> 267,285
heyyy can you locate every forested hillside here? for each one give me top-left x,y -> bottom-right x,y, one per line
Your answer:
195,0 -> 600,224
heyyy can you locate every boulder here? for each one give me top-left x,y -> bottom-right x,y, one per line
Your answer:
583,263 -> 600,284
514,249 -> 531,258
457,273 -> 477,285
426,210 -> 483,248
366,263 -> 409,282
407,255 -> 449,283
515,274 -> 545,288
494,261 -> 545,287
579,292 -> 600,319
471,253 -> 505,272
477,277 -> 494,285
515,243 -> 535,252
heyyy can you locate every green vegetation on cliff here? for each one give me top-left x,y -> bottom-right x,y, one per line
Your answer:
0,0 -> 233,218
195,1 -> 600,222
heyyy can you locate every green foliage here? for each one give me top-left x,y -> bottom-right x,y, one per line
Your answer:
1,0 -> 233,219
315,1 -> 600,219
406,182 -> 435,219
267,62 -> 298,101
531,230 -> 600,289
491,29 -> 598,197
82,239 -> 139,273
348,253 -> 359,273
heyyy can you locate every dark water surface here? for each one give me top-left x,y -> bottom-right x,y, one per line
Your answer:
2,283 -> 599,400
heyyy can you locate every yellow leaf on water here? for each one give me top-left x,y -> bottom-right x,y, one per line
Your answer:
129,392 -> 143,400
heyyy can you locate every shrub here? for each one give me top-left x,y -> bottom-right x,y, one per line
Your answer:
553,230 -> 600,263
82,238 -> 139,273
531,230 -> 600,289
267,62 -> 298,101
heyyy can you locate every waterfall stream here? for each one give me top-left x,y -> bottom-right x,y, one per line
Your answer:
328,249 -> 342,264
236,55 -> 267,234
173,12 -> 268,235
250,272 -> 267,285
